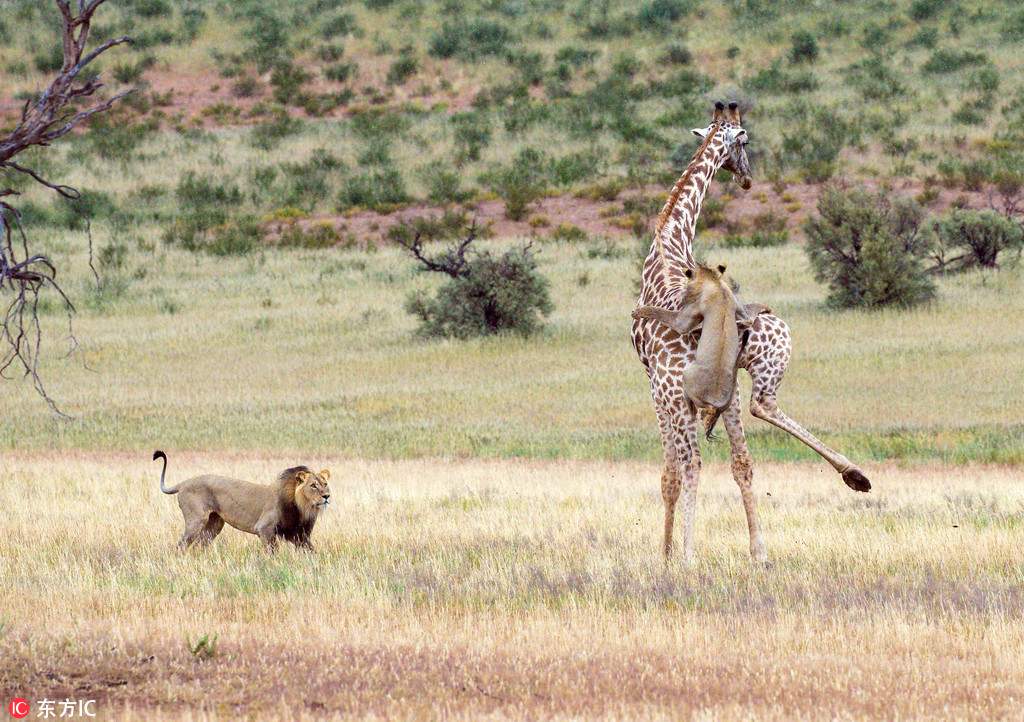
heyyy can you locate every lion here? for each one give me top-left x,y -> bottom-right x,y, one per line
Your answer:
153,450 -> 331,551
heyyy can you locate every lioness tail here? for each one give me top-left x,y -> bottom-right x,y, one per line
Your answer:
153,450 -> 177,494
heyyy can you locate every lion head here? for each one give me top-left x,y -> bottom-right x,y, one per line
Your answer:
281,466 -> 331,519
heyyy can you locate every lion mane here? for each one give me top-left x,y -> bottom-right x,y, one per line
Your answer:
153,451 -> 331,551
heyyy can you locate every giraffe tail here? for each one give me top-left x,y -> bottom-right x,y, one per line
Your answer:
841,467 -> 871,492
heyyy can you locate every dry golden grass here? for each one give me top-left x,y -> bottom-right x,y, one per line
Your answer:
2,453 -> 1023,719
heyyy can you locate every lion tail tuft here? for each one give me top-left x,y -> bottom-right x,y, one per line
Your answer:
154,450 -> 176,494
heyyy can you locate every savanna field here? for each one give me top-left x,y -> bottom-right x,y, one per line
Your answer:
3,0 -> 1024,719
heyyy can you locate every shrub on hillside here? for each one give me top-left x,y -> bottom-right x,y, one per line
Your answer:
775,103 -> 860,183
337,168 -> 409,212
1002,10 -> 1024,42
452,111 -> 492,164
248,12 -> 287,72
920,49 -> 989,74
804,187 -> 936,309
637,0 -> 696,32
270,62 -> 313,105
478,149 -> 549,221
842,56 -> 907,101
789,31 -> 819,64
428,20 -> 513,59
724,211 -> 789,248
908,0 -> 951,21
923,210 -> 1023,272
385,54 -> 418,86
745,64 -> 819,94
249,108 -> 303,150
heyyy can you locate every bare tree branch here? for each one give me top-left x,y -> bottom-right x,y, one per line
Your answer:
393,221 -> 478,278
0,0 -> 133,415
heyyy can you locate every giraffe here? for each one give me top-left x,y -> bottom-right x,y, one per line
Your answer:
631,101 -> 871,563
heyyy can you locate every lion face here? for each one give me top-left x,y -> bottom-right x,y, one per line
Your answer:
296,469 -> 331,511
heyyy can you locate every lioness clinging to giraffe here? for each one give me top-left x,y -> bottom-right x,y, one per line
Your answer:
632,101 -> 870,564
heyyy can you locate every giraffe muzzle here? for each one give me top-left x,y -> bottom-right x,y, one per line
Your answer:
736,174 -> 752,191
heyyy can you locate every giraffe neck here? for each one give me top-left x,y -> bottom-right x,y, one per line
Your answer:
640,128 -> 729,304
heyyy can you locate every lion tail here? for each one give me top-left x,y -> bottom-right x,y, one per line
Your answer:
153,450 -> 178,494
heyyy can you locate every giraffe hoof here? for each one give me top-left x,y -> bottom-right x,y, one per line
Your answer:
842,468 -> 871,493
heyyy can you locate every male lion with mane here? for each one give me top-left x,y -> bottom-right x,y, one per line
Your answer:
153,451 -> 331,551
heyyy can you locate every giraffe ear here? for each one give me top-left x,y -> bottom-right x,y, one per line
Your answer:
691,127 -> 707,139
717,263 -> 727,275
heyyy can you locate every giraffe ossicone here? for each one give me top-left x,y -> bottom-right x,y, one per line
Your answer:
632,101 -> 870,564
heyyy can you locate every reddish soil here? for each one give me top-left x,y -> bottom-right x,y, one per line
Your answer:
2,63 -> 1000,249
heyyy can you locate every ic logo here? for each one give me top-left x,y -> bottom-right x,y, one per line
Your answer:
9,698 -> 29,719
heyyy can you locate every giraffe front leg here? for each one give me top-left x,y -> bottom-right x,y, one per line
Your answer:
671,409 -> 702,565
720,395 -> 768,564
661,464 -> 679,559
655,403 -> 698,562
678,444 -> 701,564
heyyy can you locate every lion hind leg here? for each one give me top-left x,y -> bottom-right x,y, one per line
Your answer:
178,510 -> 223,550
197,514 -> 225,547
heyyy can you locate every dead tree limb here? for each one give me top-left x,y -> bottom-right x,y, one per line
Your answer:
393,220 -> 478,278
0,0 -> 132,415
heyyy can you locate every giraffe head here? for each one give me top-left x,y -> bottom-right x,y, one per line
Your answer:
691,101 -> 752,190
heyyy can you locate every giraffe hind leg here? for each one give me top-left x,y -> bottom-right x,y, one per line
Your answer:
720,395 -> 768,564
744,315 -> 870,493
750,393 -> 871,492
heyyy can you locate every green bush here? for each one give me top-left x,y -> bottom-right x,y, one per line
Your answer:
270,62 -> 313,105
842,56 -> 906,101
774,102 -> 860,183
745,64 -> 819,94
324,61 -> 358,83
320,13 -> 357,39
659,44 -> 691,65
921,49 -> 989,74
420,164 -> 473,204
208,218 -> 262,256
1002,10 -> 1024,41
249,109 -> 303,150
84,114 -> 155,161
804,187 -> 936,309
280,154 -> 338,212
337,168 -> 409,212
278,223 -> 346,249
550,150 -> 602,187
386,54 -> 418,86
175,172 -> 242,209
33,43 -> 64,73
134,0 -> 172,18
724,211 -> 789,248
404,244 -> 553,339
923,210 -> 1023,272
554,46 -> 599,67
908,0 -> 951,21
637,0 -> 696,32
789,30 -> 819,64
53,190 -> 118,230
248,12 -> 288,72
428,20 -> 513,59
478,149 -> 549,221
452,111 -> 493,164
907,27 -> 939,49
